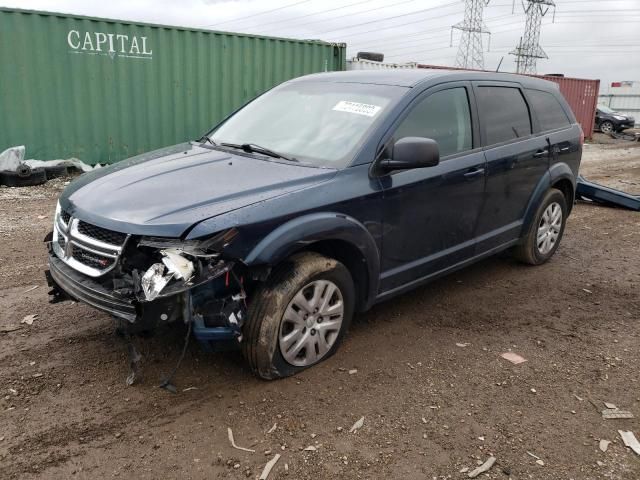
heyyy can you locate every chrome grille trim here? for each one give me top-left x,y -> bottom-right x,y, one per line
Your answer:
53,212 -> 130,278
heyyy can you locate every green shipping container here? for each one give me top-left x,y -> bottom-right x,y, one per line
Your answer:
0,8 -> 346,164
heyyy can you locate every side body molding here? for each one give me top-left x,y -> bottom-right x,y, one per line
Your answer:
520,162 -> 576,237
243,213 -> 381,309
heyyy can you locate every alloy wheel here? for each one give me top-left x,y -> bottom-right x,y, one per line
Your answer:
600,121 -> 614,134
537,202 -> 562,255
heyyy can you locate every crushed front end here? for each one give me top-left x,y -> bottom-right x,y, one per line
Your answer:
45,202 -> 248,351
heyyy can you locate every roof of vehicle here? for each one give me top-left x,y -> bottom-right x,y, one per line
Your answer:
294,69 -> 560,90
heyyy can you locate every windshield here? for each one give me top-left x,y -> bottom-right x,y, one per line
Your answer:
209,81 -> 406,168
598,105 -> 615,114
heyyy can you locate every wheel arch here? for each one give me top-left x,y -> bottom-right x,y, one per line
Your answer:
521,165 -> 575,237
243,213 -> 380,311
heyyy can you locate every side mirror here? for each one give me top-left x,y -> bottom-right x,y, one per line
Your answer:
380,137 -> 440,172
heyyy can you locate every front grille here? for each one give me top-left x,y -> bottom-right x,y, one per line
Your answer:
72,245 -> 115,270
53,212 -> 129,278
77,221 -> 127,246
61,210 -> 71,225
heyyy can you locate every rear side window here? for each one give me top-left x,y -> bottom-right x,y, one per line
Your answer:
476,86 -> 532,146
526,89 -> 571,131
394,87 -> 472,158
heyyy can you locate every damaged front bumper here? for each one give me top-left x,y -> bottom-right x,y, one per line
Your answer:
46,251 -> 247,351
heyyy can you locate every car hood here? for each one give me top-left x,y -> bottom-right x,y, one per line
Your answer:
60,142 -> 337,237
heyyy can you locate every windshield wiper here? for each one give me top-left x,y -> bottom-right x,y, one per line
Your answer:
199,135 -> 216,146
220,142 -> 298,162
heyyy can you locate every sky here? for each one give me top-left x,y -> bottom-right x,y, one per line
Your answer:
2,0 -> 639,91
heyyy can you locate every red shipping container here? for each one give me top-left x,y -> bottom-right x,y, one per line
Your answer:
417,64 -> 600,139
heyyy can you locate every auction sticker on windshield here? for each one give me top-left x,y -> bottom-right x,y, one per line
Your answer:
333,101 -> 382,117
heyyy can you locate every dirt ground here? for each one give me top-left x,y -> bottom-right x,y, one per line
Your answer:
1,135 -> 639,479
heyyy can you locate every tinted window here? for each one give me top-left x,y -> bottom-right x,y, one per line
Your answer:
476,86 -> 532,146
394,87 -> 472,157
526,89 -> 571,131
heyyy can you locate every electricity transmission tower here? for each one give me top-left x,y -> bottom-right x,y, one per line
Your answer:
510,0 -> 556,74
451,0 -> 491,70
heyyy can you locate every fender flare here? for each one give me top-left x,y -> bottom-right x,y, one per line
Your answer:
521,163 -> 576,237
243,212 -> 380,309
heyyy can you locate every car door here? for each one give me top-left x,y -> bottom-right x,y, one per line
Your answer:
472,82 -> 549,252
376,82 -> 486,295
524,87 -> 577,171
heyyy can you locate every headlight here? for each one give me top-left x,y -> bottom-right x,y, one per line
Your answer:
140,250 -> 195,301
137,231 -> 238,301
141,263 -> 173,301
613,115 -> 627,121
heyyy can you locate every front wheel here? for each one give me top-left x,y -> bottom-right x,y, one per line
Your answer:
242,252 -> 354,380
600,120 -> 614,134
513,188 -> 567,265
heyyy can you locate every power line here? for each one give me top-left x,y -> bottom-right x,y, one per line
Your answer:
246,0 -> 371,30
202,0 -> 314,28
346,13 -> 517,51
257,0 -> 422,32
315,1 -> 462,36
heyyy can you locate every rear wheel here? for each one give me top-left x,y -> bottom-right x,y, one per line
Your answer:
600,120 -> 614,134
513,188 -> 567,265
242,252 -> 354,380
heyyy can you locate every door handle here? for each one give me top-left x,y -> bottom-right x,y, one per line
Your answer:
463,167 -> 485,179
533,149 -> 549,158
560,146 -> 570,152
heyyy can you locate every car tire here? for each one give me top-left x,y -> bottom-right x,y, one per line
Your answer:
599,120 -> 614,134
242,252 -> 355,380
0,167 -> 47,187
513,188 -> 567,265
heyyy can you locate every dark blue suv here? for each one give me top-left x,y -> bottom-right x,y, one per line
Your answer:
46,70 -> 582,379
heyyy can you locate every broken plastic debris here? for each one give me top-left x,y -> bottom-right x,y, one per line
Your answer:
21,314 -> 38,325
348,369 -> 358,375
23,285 -> 38,293
456,342 -> 470,347
303,445 -> 317,451
161,249 -> 195,281
267,423 -> 277,434
602,409 -> 634,419
227,427 -> 256,453
527,451 -> 541,460
141,263 -> 173,301
500,352 -> 527,364
618,430 -> 640,455
599,439 -> 611,452
604,402 -> 617,409
467,456 -> 495,478
349,416 -> 365,433
259,453 -> 281,480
